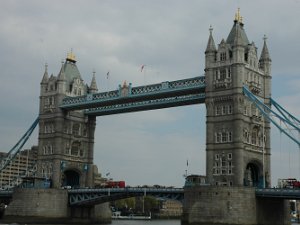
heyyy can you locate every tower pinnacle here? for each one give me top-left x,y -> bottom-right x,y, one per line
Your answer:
89,70 -> 98,93
205,25 -> 216,53
234,8 -> 243,23
66,49 -> 76,63
41,62 -> 49,83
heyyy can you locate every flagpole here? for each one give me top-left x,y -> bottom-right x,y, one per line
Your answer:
106,71 -> 110,91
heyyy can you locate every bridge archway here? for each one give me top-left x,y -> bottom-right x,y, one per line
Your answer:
244,161 -> 262,187
62,170 -> 80,188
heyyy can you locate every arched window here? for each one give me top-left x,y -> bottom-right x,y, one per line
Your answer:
71,142 -> 80,156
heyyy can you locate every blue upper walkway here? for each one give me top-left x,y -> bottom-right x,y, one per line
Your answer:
60,76 -> 206,116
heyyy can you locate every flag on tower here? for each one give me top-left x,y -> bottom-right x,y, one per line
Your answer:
140,64 -> 145,72
106,71 -> 110,79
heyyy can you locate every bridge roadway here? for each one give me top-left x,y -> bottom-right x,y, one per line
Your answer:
60,76 -> 206,116
2,188 -> 300,206
68,187 -> 184,206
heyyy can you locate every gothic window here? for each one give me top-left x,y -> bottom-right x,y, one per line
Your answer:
72,123 -> 80,136
220,69 -> 226,80
228,132 -> 232,142
244,53 -> 248,62
215,154 -> 219,160
228,153 -> 232,160
221,132 -> 227,142
222,106 -> 226,115
244,106 -> 248,116
227,68 -> 231,78
227,105 -> 233,114
215,106 -> 221,115
221,160 -> 226,167
251,129 -> 258,145
220,52 -> 226,61
49,97 -> 55,106
65,142 -> 70,154
215,133 -> 221,143
71,142 -> 80,156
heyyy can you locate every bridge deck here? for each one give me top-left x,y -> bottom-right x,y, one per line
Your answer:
60,76 -> 206,116
68,187 -> 184,206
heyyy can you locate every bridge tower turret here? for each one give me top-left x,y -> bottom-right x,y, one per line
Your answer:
38,52 -> 97,188
205,9 -> 272,187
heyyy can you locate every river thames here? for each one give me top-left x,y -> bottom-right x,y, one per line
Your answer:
107,220 -> 180,225
104,220 -> 298,225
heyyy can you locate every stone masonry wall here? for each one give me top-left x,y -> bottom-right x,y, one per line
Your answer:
4,188 -> 68,218
182,186 -> 257,225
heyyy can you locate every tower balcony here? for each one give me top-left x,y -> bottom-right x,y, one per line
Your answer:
213,78 -> 232,89
251,115 -> 262,125
249,81 -> 261,94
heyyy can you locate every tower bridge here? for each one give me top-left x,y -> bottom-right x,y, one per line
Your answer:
0,9 -> 299,225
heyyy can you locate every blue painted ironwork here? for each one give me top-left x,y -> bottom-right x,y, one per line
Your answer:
256,188 -> 300,199
0,117 -> 39,173
68,187 -> 184,206
243,86 -> 300,146
60,76 -> 206,116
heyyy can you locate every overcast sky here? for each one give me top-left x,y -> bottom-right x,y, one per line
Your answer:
0,0 -> 300,187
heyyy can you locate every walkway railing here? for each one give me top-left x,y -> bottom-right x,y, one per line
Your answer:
60,76 -> 206,116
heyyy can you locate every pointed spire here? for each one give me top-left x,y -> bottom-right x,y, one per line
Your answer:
89,70 -> 98,93
205,25 -> 216,53
57,60 -> 66,81
226,9 -> 249,46
41,63 -> 49,83
260,35 -> 271,62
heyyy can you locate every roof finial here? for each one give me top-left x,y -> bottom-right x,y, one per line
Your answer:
263,34 -> 267,42
45,62 -> 48,72
209,25 -> 213,35
66,48 -> 76,62
234,8 -> 243,23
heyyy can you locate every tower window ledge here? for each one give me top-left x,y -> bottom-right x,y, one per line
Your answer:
250,115 -> 262,123
249,82 -> 261,94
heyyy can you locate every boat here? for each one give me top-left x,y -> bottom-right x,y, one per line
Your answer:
112,211 -> 151,220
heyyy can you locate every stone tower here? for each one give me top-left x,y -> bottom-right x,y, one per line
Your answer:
38,52 -> 98,188
205,9 -> 272,187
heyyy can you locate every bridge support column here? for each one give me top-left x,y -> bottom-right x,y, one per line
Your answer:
182,186 -> 291,225
182,186 -> 258,225
256,198 -> 290,225
3,188 -> 111,224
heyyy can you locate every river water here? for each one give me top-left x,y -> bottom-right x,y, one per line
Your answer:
108,220 -> 180,225
106,220 -> 298,225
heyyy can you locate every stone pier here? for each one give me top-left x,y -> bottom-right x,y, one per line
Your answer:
182,186 -> 290,225
2,188 -> 111,224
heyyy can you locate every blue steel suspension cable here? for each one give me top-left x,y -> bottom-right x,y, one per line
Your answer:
243,86 -> 300,146
0,117 -> 39,172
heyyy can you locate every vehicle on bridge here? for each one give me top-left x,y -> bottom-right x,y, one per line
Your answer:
101,181 -> 126,188
278,178 -> 300,188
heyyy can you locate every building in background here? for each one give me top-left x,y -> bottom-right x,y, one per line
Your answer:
0,146 -> 38,189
